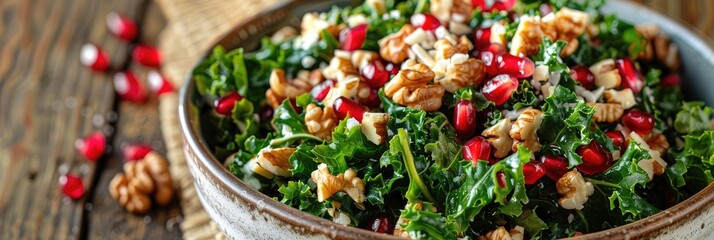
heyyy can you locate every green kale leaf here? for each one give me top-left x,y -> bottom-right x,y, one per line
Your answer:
674,102 -> 714,135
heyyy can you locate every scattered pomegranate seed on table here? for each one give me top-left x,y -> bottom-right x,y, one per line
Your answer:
147,70 -> 174,95
59,174 -> 85,200
339,24 -> 368,51
333,96 -> 368,122
621,109 -> 655,135
214,91 -> 243,116
106,12 -> 138,42
75,131 -> 106,162
453,100 -> 477,138
410,13 -> 441,31
570,65 -> 596,89
80,43 -> 110,72
482,74 -> 519,106
121,143 -> 153,161
131,44 -> 162,67
576,140 -> 613,175
113,71 -> 148,103
462,136 -> 492,163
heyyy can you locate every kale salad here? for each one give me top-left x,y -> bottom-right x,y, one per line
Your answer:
191,0 -> 714,238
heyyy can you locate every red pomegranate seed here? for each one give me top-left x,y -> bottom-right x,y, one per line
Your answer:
333,97 -> 368,122
259,105 -> 274,122
605,131 -> 627,150
471,0 -> 516,11
497,54 -> 535,78
214,91 -> 243,116
80,43 -> 110,72
541,154 -> 569,181
147,70 -> 174,95
75,131 -> 106,162
621,109 -> 654,135
132,44 -> 162,67
539,3 -> 553,15
362,61 -> 390,88
106,12 -> 138,42
410,13 -> 441,31
454,100 -> 477,138
339,24 -> 368,51
385,62 -> 400,76
59,174 -> 85,200
473,27 -> 492,50
462,136 -> 492,163
496,171 -> 507,188
523,161 -> 545,185
311,80 -> 335,102
615,57 -> 644,93
114,71 -> 148,103
576,140 -> 613,175
569,65 -> 595,89
479,44 -> 507,75
360,87 -> 381,109
369,216 -> 393,234
482,74 -> 519,106
660,73 -> 681,87
121,144 -> 153,161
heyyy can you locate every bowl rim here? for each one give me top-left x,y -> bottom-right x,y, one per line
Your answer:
179,0 -> 714,239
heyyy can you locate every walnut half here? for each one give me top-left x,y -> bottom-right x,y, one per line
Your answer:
379,24 -> 416,64
483,119 -> 514,158
311,163 -> 365,205
510,109 -> 543,152
384,63 -> 445,111
267,69 -> 312,108
556,170 -> 594,210
305,103 -> 338,140
257,148 -> 296,177
589,103 -> 624,123
109,152 -> 174,213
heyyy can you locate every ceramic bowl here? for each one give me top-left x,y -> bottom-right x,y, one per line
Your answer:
179,0 -> 714,239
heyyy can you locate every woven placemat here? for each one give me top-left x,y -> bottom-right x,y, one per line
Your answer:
153,0 -> 280,239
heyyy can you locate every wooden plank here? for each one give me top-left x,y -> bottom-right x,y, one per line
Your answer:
84,1 -> 183,238
0,0 -> 144,239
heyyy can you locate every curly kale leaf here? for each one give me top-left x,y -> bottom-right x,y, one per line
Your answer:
666,130 -> 714,191
278,181 -> 329,217
674,102 -> 714,135
400,202 -> 458,240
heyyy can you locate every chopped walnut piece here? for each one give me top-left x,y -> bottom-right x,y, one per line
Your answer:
556,170 -> 594,210
646,134 -> 670,156
654,35 -> 681,71
306,69 -> 325,86
479,226 -> 512,240
590,59 -> 621,89
630,132 -> 668,180
322,56 -> 359,80
350,50 -> 379,70
433,53 -> 486,93
361,112 -> 389,145
305,103 -> 338,140
552,8 -> 589,40
510,109 -> 543,152
301,13 -> 340,39
604,89 -> 637,109
429,0 -> 451,23
384,63 -> 435,97
311,164 -> 365,204
257,148 -> 296,177
393,85 -> 445,111
510,16 -> 547,56
589,103 -> 624,123
321,76 -> 360,108
379,24 -> 416,63
511,8 -> 588,56
267,69 -> 312,108
483,119 -> 514,158
451,0 -> 473,23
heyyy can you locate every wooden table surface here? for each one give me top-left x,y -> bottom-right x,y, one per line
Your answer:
1,0 -> 713,239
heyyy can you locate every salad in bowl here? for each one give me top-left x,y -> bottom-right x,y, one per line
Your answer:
190,0 -> 714,238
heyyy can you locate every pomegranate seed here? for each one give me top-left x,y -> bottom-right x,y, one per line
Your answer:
539,3 -> 553,15
214,91 -> 243,116
479,44 -> 507,75
75,131 -> 106,162
496,171 -> 507,188
339,24 -> 368,51
454,100 -> 477,138
333,97 -> 368,122
473,27 -> 492,50
311,80 -> 335,101
59,174 -> 85,200
361,61 -> 390,88
132,44 -> 162,67
497,54 -> 535,78
615,57 -> 644,93
576,140 -> 613,175
462,136 -> 492,163
621,109 -> 654,135
147,70 -> 174,95
113,71 -> 148,103
410,13 -> 441,31
569,65 -> 595,89
369,216 -> 393,234
523,162 -> 545,185
385,62 -> 400,76
121,144 -> 153,161
482,74 -> 519,106
80,43 -> 110,72
359,87 -> 381,109
541,154 -> 569,181
471,0 -> 516,11
660,73 -> 681,87
605,131 -> 627,150
106,12 -> 138,42
259,105 -> 274,122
